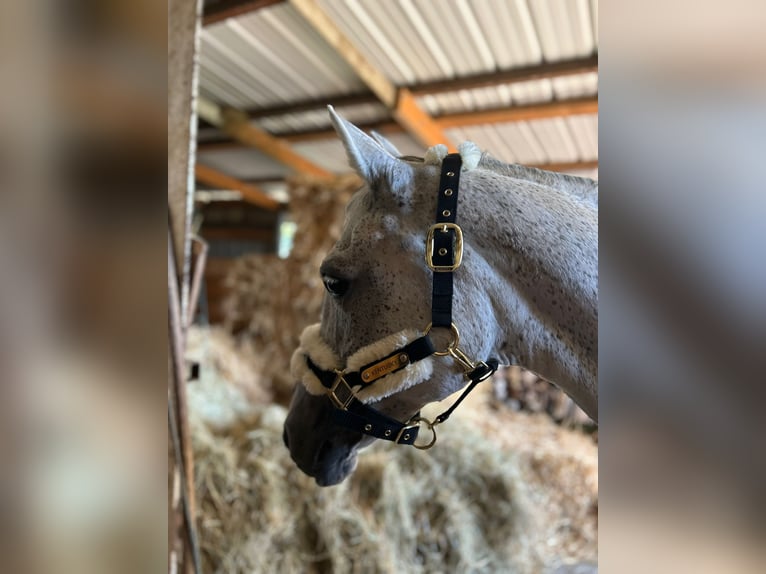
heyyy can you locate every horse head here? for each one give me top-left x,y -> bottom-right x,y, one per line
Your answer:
283,108 -> 500,486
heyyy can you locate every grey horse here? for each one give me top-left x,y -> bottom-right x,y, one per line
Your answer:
284,108 -> 597,486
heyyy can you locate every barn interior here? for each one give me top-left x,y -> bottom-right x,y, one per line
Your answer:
168,1 -> 599,572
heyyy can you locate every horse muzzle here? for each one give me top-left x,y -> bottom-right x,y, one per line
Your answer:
283,384 -> 370,486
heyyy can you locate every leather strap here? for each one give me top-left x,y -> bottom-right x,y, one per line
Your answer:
305,354 -> 423,445
431,153 -> 462,327
331,401 -> 420,445
306,336 -> 435,391
433,359 -> 499,425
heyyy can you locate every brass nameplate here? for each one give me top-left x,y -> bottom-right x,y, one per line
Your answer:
361,353 -> 409,383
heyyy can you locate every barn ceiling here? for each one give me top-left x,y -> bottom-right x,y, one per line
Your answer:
196,0 -> 598,205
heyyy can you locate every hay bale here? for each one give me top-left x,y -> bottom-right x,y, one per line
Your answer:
185,325 -> 271,429
220,175 -> 359,404
493,366 -> 594,429
191,345 -> 598,574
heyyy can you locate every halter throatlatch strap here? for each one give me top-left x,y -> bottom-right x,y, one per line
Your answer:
429,153 -> 463,328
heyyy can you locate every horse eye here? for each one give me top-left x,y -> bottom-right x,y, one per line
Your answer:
322,275 -> 350,297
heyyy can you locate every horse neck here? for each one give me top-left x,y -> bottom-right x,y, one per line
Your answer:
460,167 -> 598,419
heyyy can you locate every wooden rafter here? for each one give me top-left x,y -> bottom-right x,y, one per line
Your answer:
289,0 -> 454,150
198,96 -> 598,148
195,163 -> 281,210
198,97 -> 333,178
394,88 -> 451,149
289,0 -> 396,106
221,107 -> 334,177
247,92 -> 375,119
438,97 -> 598,128
244,56 -> 598,119
203,0 -> 284,26
410,55 -> 598,95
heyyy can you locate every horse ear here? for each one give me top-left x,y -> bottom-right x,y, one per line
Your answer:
328,106 -> 412,199
371,131 -> 402,157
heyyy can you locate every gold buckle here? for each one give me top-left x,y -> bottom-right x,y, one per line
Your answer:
398,416 -> 439,450
394,420 -> 421,444
328,371 -> 355,410
425,223 -> 463,272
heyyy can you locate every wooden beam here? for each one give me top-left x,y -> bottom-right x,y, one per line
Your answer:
196,139 -> 244,152
410,55 -> 598,95
289,0 -> 454,150
198,97 -> 598,147
272,120 -> 400,144
289,0 -> 396,107
203,0 -> 284,26
195,164 -> 281,210
247,92 -> 375,119
276,97 -> 597,143
200,226 -> 276,242
240,56 -> 597,120
221,107 -> 334,177
436,97 -> 598,128
197,97 -> 334,178
394,88 -> 451,149
169,0 -> 201,302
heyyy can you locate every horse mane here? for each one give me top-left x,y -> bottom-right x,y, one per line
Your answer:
477,153 -> 598,208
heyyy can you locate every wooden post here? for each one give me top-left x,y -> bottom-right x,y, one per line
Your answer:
168,0 -> 203,572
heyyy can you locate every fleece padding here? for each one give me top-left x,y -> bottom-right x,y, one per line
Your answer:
290,324 -> 434,404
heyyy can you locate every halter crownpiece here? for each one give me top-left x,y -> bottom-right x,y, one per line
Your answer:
290,153 -> 499,449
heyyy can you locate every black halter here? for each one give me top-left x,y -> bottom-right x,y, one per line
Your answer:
303,153 -> 498,449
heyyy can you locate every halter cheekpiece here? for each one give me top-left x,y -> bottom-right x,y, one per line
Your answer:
293,153 -> 499,449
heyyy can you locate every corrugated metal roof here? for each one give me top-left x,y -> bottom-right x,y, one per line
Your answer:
446,112 -> 597,165
528,0 -> 596,60
256,102 -> 390,134
291,139 -> 353,174
287,131 -> 425,173
196,0 -> 598,191
416,71 -> 598,115
200,3 -> 367,109
316,0 -> 596,85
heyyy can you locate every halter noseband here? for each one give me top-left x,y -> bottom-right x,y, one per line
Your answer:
295,153 -> 498,449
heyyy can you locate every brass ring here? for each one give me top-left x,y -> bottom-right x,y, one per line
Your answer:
424,322 -> 460,356
409,416 -> 438,450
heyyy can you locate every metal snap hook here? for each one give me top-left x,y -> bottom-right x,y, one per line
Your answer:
448,345 -> 477,372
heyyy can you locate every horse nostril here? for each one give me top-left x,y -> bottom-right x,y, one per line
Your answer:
282,427 -> 290,448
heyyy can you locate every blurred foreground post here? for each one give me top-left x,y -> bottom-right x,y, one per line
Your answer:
168,0 -> 203,572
